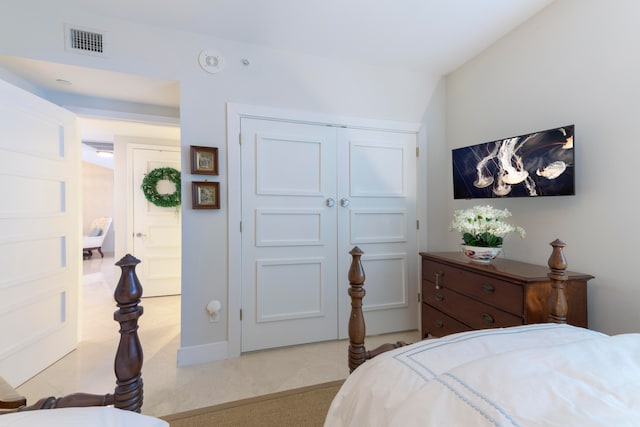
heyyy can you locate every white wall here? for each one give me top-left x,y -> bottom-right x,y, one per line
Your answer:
0,2 -> 439,358
440,0 -> 640,334
422,78 -> 449,250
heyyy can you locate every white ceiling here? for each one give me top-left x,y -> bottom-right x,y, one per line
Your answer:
0,0 -> 554,159
59,0 -> 554,74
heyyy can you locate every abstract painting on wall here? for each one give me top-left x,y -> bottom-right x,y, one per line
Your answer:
452,125 -> 575,199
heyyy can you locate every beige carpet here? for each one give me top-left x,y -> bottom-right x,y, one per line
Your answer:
161,380 -> 344,427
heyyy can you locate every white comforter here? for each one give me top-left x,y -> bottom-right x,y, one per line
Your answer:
325,324 -> 640,426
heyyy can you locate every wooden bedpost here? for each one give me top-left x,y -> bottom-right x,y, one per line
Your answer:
4,254 -> 145,413
348,247 -> 367,373
347,247 -> 408,373
113,254 -> 145,412
547,239 -> 569,324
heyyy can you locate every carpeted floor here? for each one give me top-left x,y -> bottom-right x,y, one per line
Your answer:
160,380 -> 344,427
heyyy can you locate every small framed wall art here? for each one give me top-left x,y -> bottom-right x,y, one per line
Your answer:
190,145 -> 218,175
192,181 -> 220,209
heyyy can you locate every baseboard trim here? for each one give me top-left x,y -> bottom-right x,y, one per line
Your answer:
177,340 -> 228,367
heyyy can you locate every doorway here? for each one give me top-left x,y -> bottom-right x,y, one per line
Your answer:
130,144 -> 182,297
0,54 -> 183,380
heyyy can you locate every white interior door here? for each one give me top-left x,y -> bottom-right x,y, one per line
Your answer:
0,78 -> 81,386
240,118 -> 338,352
132,147 -> 181,297
240,116 -> 418,352
336,128 -> 418,338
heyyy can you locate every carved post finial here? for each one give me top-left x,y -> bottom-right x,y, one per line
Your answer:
346,247 -> 409,373
548,239 -> 569,324
113,254 -> 144,412
11,254 -> 146,413
348,247 -> 367,373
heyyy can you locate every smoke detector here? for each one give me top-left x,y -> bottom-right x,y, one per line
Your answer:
198,50 -> 224,74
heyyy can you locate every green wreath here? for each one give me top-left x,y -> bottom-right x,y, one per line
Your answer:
141,167 -> 181,208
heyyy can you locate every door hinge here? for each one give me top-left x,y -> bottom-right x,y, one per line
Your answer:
416,220 -> 420,230
239,132 -> 242,145
416,146 -> 419,157
240,221 -> 242,232
240,309 -> 243,321
418,292 -> 421,303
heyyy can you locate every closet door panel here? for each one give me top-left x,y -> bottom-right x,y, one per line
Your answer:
240,118 -> 338,352
337,128 -> 418,339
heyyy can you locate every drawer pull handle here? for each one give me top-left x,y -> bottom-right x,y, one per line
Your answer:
481,283 -> 495,294
435,292 -> 444,302
482,313 -> 495,325
434,270 -> 443,289
434,319 -> 444,328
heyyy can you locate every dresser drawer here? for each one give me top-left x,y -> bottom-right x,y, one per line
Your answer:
422,304 -> 471,338
423,260 -> 524,315
423,286 -> 523,330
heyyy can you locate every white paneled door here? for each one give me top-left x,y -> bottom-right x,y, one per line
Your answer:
0,79 -> 80,386
240,119 -> 338,351
240,118 -> 417,352
132,147 -> 181,297
336,128 -> 418,339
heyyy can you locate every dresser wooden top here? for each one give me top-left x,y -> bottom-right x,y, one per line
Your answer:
420,252 -> 594,283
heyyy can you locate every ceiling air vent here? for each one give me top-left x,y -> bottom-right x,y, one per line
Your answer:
65,24 -> 107,57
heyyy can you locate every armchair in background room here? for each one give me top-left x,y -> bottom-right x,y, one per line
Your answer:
82,217 -> 112,259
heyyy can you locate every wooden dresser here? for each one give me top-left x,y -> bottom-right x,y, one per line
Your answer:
420,252 -> 593,339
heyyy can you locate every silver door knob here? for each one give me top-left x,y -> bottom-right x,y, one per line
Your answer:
340,198 -> 350,207
326,198 -> 335,207
135,232 -> 147,238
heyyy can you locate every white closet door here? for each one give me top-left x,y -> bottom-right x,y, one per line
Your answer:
240,118 -> 338,352
240,117 -> 418,352
336,128 -> 418,339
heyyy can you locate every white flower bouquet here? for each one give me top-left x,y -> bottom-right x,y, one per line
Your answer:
450,205 -> 526,247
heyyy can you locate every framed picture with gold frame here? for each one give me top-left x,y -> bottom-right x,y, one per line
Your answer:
190,145 -> 218,175
192,181 -> 220,209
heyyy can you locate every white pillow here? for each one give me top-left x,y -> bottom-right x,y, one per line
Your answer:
0,407 -> 168,427
89,227 -> 103,237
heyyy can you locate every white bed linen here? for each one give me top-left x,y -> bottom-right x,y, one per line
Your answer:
0,406 -> 168,427
325,324 -> 640,426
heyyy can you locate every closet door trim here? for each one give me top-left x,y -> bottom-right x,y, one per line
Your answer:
227,102 -> 421,358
